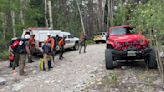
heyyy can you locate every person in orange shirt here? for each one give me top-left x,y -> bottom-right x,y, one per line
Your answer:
44,33 -> 55,64
58,36 -> 65,60
45,33 -> 54,49
28,34 -> 35,63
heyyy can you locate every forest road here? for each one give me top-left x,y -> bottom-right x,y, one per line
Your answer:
0,44 -> 163,92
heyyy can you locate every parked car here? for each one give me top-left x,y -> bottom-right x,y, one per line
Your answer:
105,25 -> 157,69
93,32 -> 107,44
62,32 -> 79,50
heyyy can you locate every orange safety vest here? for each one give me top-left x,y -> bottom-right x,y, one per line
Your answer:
58,38 -> 64,46
29,38 -> 35,49
45,38 -> 54,49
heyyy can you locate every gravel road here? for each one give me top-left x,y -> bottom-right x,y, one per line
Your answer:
0,44 -> 163,92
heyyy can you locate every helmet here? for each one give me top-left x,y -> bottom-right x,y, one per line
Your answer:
47,33 -> 51,36
24,34 -> 30,39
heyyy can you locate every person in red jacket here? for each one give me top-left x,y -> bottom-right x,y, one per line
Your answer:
9,37 -> 20,68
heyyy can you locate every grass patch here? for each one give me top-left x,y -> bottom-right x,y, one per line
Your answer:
86,40 -> 95,45
0,50 -> 9,61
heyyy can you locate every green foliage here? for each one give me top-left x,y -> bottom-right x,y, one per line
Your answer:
0,50 -> 9,60
113,0 -> 164,44
0,39 -> 8,51
86,40 -> 95,45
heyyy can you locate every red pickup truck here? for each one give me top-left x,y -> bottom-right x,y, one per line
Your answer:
105,25 -> 157,69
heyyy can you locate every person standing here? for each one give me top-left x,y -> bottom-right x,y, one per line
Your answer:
44,33 -> 55,67
9,37 -> 20,69
28,33 -> 35,63
16,35 -> 31,76
51,35 -> 59,63
79,32 -> 87,54
58,36 -> 65,60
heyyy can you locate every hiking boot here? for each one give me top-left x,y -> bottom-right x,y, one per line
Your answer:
20,72 -> 28,76
28,60 -> 34,63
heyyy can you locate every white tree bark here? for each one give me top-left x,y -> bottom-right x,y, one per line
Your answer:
48,0 -> 53,29
45,0 -> 49,27
20,0 -> 25,26
20,10 -> 25,26
1,13 -> 6,40
11,11 -> 16,37
76,0 -> 86,34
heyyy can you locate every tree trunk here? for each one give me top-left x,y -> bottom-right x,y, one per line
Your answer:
20,0 -> 25,26
20,10 -> 25,26
11,11 -> 16,37
48,0 -> 53,29
109,0 -> 113,26
97,0 -> 105,32
76,0 -> 86,34
107,0 -> 110,29
44,0 -> 49,27
1,13 -> 6,40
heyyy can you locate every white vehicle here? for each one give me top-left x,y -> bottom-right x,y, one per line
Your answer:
62,32 -> 79,50
21,28 -> 63,47
21,28 -> 79,53
93,32 -> 107,43
21,28 -> 63,56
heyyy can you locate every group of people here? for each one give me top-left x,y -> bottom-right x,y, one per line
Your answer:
42,33 -> 65,71
9,31 -> 87,76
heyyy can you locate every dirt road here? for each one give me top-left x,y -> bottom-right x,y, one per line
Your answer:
0,44 -> 163,92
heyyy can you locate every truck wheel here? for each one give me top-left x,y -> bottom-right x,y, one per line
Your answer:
105,49 -> 114,69
146,49 -> 157,69
73,42 -> 79,50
